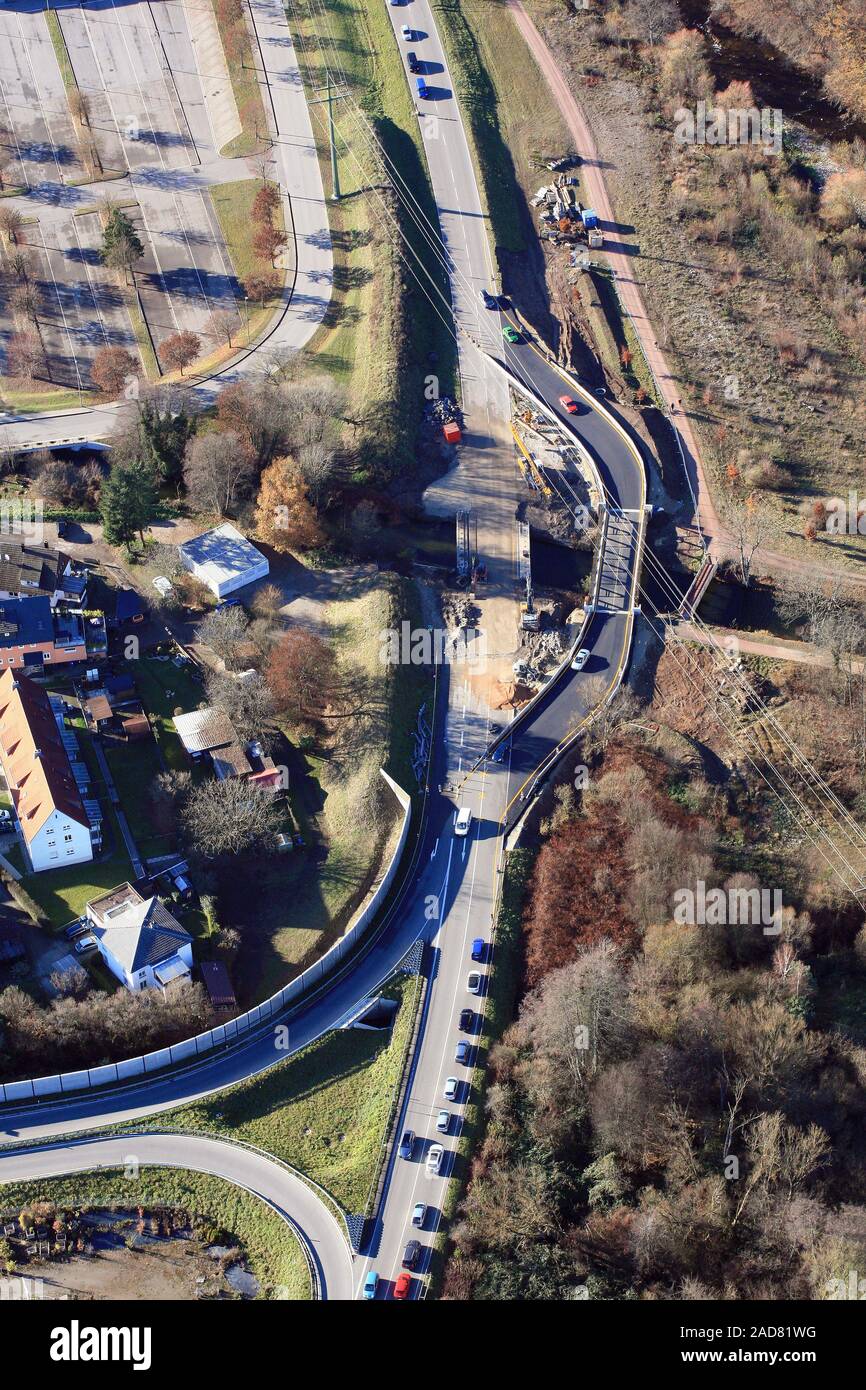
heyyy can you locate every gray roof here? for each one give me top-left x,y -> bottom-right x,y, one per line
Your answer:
0,543 -> 71,599
172,706 -> 239,755
178,523 -> 268,588
88,885 -> 191,974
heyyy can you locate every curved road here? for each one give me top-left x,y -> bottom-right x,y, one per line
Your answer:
0,1131 -> 353,1300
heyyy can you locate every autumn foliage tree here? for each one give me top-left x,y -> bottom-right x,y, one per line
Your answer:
255,455 -> 325,551
91,345 -> 138,397
266,628 -> 338,724
160,330 -> 200,376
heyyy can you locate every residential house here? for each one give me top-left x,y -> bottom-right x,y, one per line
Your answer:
85,883 -> 193,992
0,597 -> 89,672
178,522 -> 269,599
0,669 -> 94,872
200,959 -> 237,1015
172,707 -> 280,786
0,542 -> 87,608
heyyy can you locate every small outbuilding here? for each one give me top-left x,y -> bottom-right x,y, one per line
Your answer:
177,522 -> 269,600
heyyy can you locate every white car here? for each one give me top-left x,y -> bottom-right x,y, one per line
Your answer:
426,1143 -> 444,1176
74,935 -> 98,955
401,23 -> 412,39
467,971 -> 482,995
444,1076 -> 458,1101
454,807 -> 472,836
412,1203 -> 427,1228
0,809 -> 12,824
571,647 -> 590,671
436,1110 -> 450,1133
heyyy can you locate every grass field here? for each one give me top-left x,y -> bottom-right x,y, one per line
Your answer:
0,380 -> 97,414
0,1166 -> 310,1300
44,10 -> 76,95
214,1 -> 270,158
133,974 -> 418,1215
291,0 -> 455,480
134,656 -> 205,773
233,573 -> 430,1001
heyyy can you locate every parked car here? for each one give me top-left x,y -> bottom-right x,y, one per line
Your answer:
455,1040 -> 471,1065
436,1109 -> 450,1133
393,1272 -> 412,1300
398,1130 -> 415,1160
571,647 -> 590,671
400,22 -> 412,38
415,75 -> 428,99
64,920 -> 89,941
471,938 -> 485,962
454,806 -> 472,836
411,1202 -> 427,1228
444,1076 -> 458,1101
216,597 -> 244,613
467,971 -> 482,994
426,1143 -> 444,1175
363,1270 -> 379,1300
74,935 -> 98,955
407,50 -> 419,72
459,1008 -> 474,1031
559,394 -> 580,414
403,1239 -> 422,1269
503,324 -> 521,343
480,288 -> 497,309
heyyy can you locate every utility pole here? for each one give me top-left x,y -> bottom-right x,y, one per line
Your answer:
310,76 -> 343,201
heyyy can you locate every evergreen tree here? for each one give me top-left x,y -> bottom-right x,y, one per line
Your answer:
99,461 -> 156,548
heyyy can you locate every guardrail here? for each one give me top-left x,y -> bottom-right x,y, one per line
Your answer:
0,768 -> 412,1107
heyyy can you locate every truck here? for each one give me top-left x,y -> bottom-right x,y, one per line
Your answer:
587,227 -> 603,249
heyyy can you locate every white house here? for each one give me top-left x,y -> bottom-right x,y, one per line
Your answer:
85,883 -> 193,993
177,522 -> 269,599
0,669 -> 93,873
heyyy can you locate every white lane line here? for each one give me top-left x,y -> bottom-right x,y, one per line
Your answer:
67,212 -> 111,349
32,221 -> 85,401
15,12 -> 67,187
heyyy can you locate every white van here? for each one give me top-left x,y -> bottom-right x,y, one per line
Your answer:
454,807 -> 473,836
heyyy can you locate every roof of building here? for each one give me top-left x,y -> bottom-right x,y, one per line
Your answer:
85,694 -> 112,722
87,882 -> 192,974
200,959 -> 237,1009
121,712 -> 150,738
212,742 -> 251,780
178,523 -> 267,590
0,669 -> 90,842
0,595 -> 54,650
115,588 -> 146,624
173,706 -> 239,755
0,542 -> 70,599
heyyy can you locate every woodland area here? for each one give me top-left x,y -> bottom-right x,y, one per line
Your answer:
445,622 -> 866,1300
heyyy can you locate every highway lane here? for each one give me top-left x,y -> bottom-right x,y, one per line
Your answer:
0,1131 -> 353,1300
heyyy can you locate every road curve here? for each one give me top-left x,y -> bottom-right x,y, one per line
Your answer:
0,1131 -> 353,1300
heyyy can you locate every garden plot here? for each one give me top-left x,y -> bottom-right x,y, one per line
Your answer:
0,6 -> 86,189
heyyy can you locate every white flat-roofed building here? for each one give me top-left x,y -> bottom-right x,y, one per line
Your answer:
177,522 -> 269,599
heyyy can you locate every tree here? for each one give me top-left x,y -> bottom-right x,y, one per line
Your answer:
252,182 -> 280,223
205,667 -> 276,742
9,281 -> 41,324
194,606 -> 249,670
729,497 -> 771,587
7,249 -> 32,281
100,206 -> 144,281
91,345 -> 138,397
298,440 -> 339,508
183,430 -> 256,517
69,90 -> 91,128
6,330 -> 45,383
0,206 -> 23,244
242,271 -> 279,304
182,777 -> 281,858
205,309 -> 240,351
216,380 -> 290,468
160,330 -> 200,376
114,386 -> 195,488
252,221 -> 287,266
266,628 -> 339,723
623,0 -> 680,46
99,461 -> 156,548
255,456 -> 325,551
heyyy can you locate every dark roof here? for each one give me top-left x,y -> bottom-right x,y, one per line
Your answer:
200,959 -> 237,1008
0,543 -> 69,599
115,588 -> 146,624
106,672 -> 136,697
87,883 -> 192,973
0,596 -> 54,649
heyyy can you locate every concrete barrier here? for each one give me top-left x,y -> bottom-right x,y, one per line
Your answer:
0,770 -> 413,1107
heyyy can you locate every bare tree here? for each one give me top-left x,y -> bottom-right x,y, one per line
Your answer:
205,668 -> 276,743
182,776 -> 281,857
194,605 -> 250,670
183,430 -> 256,518
729,500 -> 771,587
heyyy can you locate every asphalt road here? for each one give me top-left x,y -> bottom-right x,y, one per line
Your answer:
0,1131 -> 354,1300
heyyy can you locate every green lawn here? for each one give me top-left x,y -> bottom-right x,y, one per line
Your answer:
103,737 -> 172,861
0,1167 -> 309,1300
214,7 -> 270,157
133,974 -> 418,1215
135,657 -> 205,773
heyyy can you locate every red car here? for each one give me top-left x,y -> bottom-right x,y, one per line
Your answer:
393,1272 -> 412,1299
559,394 -> 579,414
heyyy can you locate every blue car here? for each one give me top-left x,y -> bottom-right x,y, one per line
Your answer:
455,1040 -> 471,1065
398,1130 -> 415,1160
416,76 -> 428,99
471,938 -> 485,962
363,1270 -> 379,1300
216,597 -> 244,613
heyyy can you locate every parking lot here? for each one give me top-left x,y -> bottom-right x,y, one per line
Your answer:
0,1 -> 250,388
